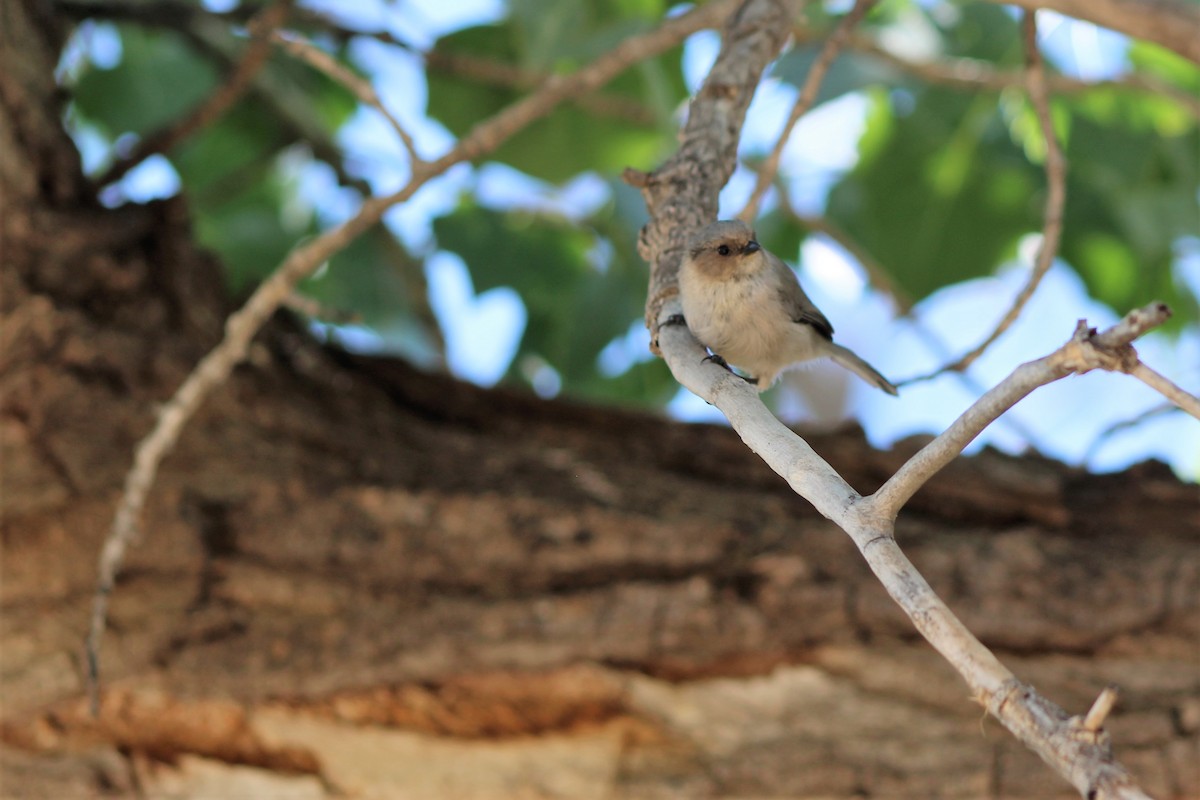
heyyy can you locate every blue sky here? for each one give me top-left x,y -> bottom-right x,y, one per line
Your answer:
69,0 -> 1199,478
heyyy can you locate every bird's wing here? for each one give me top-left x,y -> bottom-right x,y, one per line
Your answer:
769,252 -> 834,340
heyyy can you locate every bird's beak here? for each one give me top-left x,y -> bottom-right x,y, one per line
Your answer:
743,240 -> 761,254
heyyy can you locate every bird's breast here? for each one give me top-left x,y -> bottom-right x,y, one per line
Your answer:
679,267 -> 792,370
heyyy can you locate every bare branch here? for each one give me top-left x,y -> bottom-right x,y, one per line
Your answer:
900,11 -> 1067,386
635,3 -> 1169,797
657,297 -> 1163,799
874,302 -> 1173,518
92,0 -> 292,188
1130,362 -> 1200,420
795,29 -> 1200,119
640,0 -> 799,340
86,0 -> 741,713
658,294 -> 1166,799
270,30 -> 422,165
773,188 -> 1045,446
1092,300 -> 1173,347
738,0 -> 875,223
1082,685 -> 1120,733
1085,402 -> 1178,460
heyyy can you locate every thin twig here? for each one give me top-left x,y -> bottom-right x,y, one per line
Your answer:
898,11 -> 1067,387
270,30 -> 422,165
85,0 -> 742,714
738,0 -> 876,223
279,6 -> 659,125
298,0 -> 657,121
773,188 -> 1043,446
1129,362 -> 1200,420
93,0 -> 293,188
792,28 -> 1200,119
1084,403 -> 1177,461
902,10 -> 1070,388
873,302 -> 1173,517
1082,685 -> 1120,733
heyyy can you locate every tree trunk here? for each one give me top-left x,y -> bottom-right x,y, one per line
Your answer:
2,3 -> 1197,798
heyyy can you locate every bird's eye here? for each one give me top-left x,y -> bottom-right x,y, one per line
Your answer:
717,245 -> 731,256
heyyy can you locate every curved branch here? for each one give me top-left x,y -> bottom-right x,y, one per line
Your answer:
899,11 -> 1067,386
636,2 -> 1158,797
737,0 -> 875,222
86,0 -> 742,712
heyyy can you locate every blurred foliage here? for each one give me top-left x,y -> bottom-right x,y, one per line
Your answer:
62,0 -> 1199,405
426,4 -> 685,182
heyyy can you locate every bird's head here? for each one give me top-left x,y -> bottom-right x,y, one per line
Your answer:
685,219 -> 763,278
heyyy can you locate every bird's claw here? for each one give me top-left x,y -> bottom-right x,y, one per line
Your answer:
703,354 -> 759,387
702,353 -> 732,371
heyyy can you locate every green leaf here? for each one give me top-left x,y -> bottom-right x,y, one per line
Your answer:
426,22 -> 684,183
1127,40 -> 1200,93
771,47 -> 897,107
509,0 -> 671,68
827,87 -> 1040,300
192,168 -> 312,293
301,226 -> 417,329
172,100 -> 293,196
934,3 -> 1021,65
433,204 -> 648,395
1058,101 -> 1199,325
72,23 -> 219,136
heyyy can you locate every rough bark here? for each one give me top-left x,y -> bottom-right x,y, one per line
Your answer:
2,2 -> 1198,798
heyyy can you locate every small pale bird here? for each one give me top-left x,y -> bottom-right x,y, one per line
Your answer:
677,219 -> 898,395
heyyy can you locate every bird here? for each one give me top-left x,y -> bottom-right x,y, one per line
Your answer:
675,219 -> 898,395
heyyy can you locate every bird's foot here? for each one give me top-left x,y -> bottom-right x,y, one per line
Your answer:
659,314 -> 687,330
652,314 -> 688,350
702,354 -> 758,387
702,353 -> 732,371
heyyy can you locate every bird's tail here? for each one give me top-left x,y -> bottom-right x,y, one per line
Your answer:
828,344 -> 899,396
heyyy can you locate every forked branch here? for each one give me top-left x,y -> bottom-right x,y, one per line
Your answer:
638,2 -> 1169,798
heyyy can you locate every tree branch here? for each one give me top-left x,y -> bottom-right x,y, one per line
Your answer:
86,0 -> 742,713
269,30 -> 422,165
59,0 -> 1199,68
637,2 -> 1163,796
92,0 -> 292,188
737,0 -> 875,222
635,0 -> 800,342
805,29 -> 1200,119
873,302 -> 1172,518
1129,362 -> 1200,420
900,11 -> 1067,386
